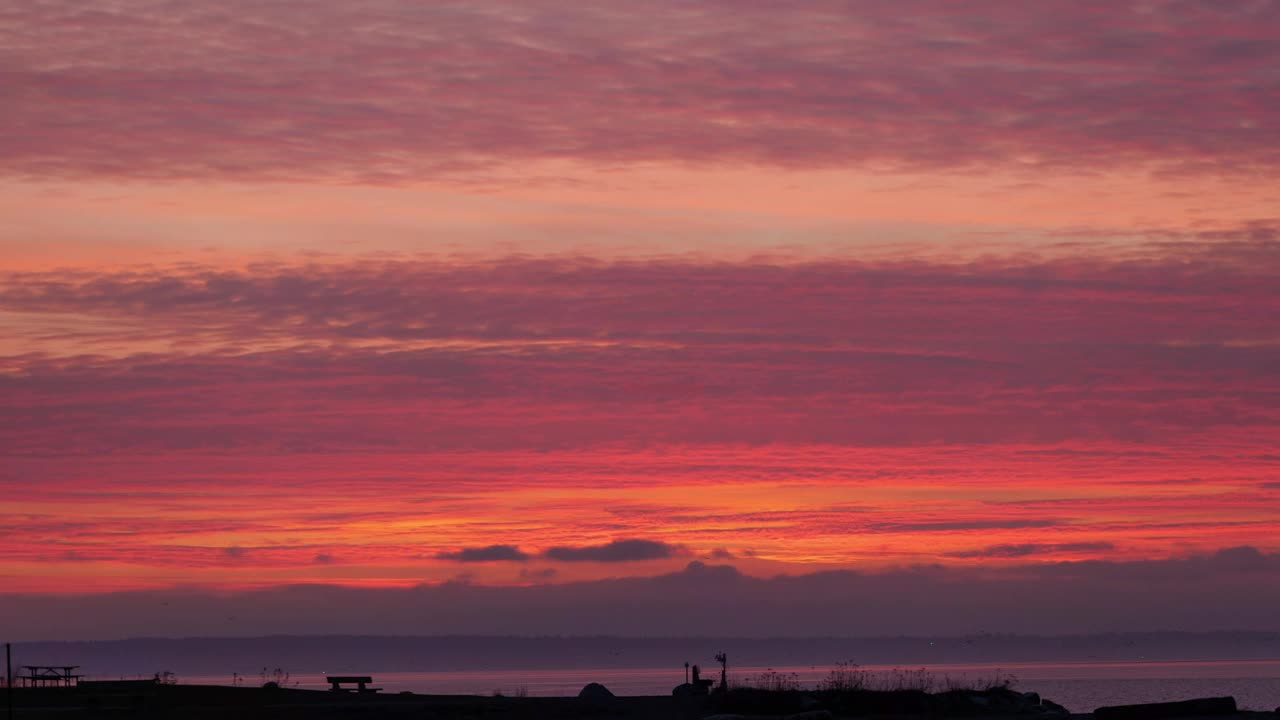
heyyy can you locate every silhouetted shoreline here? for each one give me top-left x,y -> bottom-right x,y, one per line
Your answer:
8,682 -> 1276,720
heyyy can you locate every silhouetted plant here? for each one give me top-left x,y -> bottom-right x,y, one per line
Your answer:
153,670 -> 178,685
750,670 -> 802,692
943,670 -> 1017,691
822,661 -> 871,692
259,666 -> 292,688
876,667 -> 935,692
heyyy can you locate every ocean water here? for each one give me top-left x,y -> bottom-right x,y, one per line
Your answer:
185,659 -> 1280,712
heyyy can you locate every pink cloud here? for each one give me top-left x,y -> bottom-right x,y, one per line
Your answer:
2,1 -> 1278,182
2,246 -> 1277,459
1,248 -> 1276,591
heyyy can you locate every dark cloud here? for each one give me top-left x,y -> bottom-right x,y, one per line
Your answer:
1210,545 -> 1274,572
946,542 -> 1116,559
3,1 -> 1280,183
519,568 -> 558,580
58,551 -> 96,562
869,519 -> 1063,533
312,553 -> 337,565
543,539 -> 680,563
436,545 -> 531,563
3,549 -> 1279,641
222,546 -> 247,559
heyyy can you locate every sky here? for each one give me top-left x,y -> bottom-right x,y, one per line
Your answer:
1,1 -> 1279,640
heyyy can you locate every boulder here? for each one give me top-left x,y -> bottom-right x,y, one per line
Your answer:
1095,696 -> 1237,720
578,682 -> 615,702
702,713 -> 831,720
1041,698 -> 1069,715
986,686 -> 1024,709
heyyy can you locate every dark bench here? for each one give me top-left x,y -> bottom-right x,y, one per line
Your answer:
326,675 -> 381,693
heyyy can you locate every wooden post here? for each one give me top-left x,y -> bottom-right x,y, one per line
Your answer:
6,642 -> 12,720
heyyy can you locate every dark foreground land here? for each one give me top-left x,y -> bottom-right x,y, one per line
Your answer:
6,685 -> 1277,720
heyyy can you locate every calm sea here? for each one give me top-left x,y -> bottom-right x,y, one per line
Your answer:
183,659 -> 1280,712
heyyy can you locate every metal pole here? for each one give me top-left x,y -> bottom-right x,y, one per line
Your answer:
7,642 -> 13,720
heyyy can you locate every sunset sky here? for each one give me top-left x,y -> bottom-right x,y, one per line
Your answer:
2,1 -> 1279,639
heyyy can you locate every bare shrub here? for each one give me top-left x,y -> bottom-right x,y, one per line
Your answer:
750,670 -> 802,692
943,670 -> 1018,691
875,667 -> 936,692
822,661 -> 871,692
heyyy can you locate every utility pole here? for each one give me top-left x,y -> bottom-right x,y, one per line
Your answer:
6,641 -> 12,720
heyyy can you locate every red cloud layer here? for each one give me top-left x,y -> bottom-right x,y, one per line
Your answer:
2,0 -> 1279,182
1,249 -> 1277,590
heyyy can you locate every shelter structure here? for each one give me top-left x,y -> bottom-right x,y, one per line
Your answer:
20,666 -> 82,687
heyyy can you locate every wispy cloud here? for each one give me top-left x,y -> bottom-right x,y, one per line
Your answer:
3,1 -> 1279,183
946,542 -> 1116,559
2,251 -> 1276,589
870,520 -> 1064,534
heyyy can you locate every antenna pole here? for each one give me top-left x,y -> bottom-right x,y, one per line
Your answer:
7,642 -> 12,720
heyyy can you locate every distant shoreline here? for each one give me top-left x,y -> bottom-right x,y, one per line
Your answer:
7,682 -> 1274,720
13,631 -> 1280,676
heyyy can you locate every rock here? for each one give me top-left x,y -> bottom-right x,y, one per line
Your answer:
986,686 -> 1024,709
578,682 -> 615,702
1095,696 -> 1237,720
1041,698 -> 1069,715
701,707 -> 829,712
